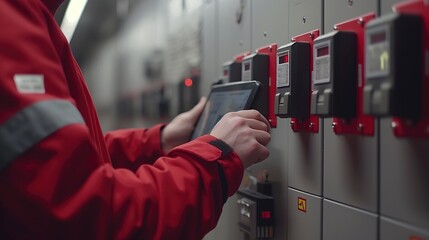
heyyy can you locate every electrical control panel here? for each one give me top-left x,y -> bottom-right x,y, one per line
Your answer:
364,0 -> 429,138
242,53 -> 269,118
275,42 -> 310,119
223,52 -> 250,82
364,13 -> 422,119
286,30 -> 320,133
325,14 -> 376,135
311,31 -> 357,118
242,44 -> 278,128
237,189 -> 274,240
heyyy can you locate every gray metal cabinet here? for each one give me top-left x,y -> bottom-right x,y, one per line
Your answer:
287,0 -> 323,197
202,0 -> 218,96
323,121 -> 378,212
380,216 -> 429,240
288,120 -> 324,196
251,0 -> 289,49
381,0 -> 405,15
217,0 -> 252,72
289,0 -> 323,37
324,0 -> 378,31
323,199 -> 378,240
287,188 -> 322,240
380,118 -> 429,229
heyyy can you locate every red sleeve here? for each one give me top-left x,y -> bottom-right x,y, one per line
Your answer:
0,132 -> 243,239
104,124 -> 167,171
0,1 -> 244,239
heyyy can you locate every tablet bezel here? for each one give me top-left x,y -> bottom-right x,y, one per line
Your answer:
190,80 -> 260,140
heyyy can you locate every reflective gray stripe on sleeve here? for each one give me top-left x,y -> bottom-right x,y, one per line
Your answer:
0,100 -> 85,171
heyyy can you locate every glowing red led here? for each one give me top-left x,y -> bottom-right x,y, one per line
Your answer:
184,78 -> 193,87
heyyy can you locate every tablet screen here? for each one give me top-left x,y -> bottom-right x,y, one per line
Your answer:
191,81 -> 259,140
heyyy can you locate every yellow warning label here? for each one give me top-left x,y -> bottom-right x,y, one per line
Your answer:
298,197 -> 307,212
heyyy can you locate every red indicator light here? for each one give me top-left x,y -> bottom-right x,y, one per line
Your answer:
184,78 -> 193,87
279,54 -> 289,64
261,211 -> 271,219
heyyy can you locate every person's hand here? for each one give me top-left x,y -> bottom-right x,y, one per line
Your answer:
210,110 -> 271,168
161,97 -> 207,153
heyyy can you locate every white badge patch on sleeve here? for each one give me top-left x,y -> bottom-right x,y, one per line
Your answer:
14,74 -> 45,94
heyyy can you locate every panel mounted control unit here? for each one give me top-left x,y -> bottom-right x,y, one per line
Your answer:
275,42 -> 311,119
286,30 -> 320,133
237,189 -> 274,240
223,52 -> 250,83
365,0 -> 429,138
311,31 -> 357,118
364,13 -> 423,119
242,53 -> 270,119
327,13 -> 376,136
243,44 -> 279,128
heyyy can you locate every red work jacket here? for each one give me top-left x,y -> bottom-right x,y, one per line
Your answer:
0,0 -> 244,239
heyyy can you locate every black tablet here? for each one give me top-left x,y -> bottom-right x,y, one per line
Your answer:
190,81 -> 260,140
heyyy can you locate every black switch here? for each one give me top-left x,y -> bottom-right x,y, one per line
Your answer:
311,31 -> 357,118
364,13 -> 423,119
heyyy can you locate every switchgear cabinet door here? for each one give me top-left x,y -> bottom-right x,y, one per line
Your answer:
323,199 -> 378,240
381,0 -> 405,15
251,0 -> 289,49
323,121 -> 378,212
380,216 -> 429,240
380,119 -> 429,230
324,0 -> 377,32
288,0 -> 323,197
217,0 -> 252,70
202,0 -> 218,96
288,188 -> 322,240
289,0 -> 323,37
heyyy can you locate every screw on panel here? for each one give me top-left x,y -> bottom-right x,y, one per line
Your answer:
358,123 -> 364,131
358,17 -> 364,26
332,122 -> 337,129
391,121 -> 397,129
309,122 -> 314,129
333,26 -> 338,30
309,32 -> 314,39
264,32 -> 268,37
348,0 -> 353,6
302,16 -> 306,24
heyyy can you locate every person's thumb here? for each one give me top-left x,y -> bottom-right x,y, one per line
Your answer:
187,97 -> 206,118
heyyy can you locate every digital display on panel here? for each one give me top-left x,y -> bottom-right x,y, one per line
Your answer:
278,54 -> 289,64
317,46 -> 330,57
244,63 -> 250,71
366,29 -> 390,76
277,52 -> 290,87
314,43 -> 331,84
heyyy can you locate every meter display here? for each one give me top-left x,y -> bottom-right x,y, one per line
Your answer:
366,29 -> 390,77
223,60 -> 242,82
275,42 -> 310,119
311,31 -> 357,118
364,13 -> 423,119
314,43 -> 331,84
242,53 -> 269,118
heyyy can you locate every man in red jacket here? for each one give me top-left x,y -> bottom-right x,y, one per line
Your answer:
0,0 -> 271,239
